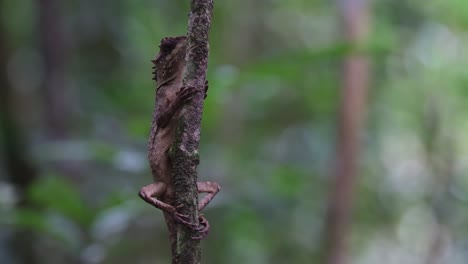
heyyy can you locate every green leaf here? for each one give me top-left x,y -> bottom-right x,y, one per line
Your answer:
27,176 -> 93,227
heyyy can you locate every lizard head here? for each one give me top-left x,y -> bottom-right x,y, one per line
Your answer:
152,36 -> 187,84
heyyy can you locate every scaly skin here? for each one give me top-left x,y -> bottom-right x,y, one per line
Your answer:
138,36 -> 220,249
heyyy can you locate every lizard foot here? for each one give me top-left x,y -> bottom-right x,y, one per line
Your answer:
173,211 -> 210,240
155,86 -> 199,128
191,215 -> 210,240
173,211 -> 194,226
177,85 -> 201,105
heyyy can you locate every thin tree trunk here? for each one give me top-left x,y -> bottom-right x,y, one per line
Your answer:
168,0 -> 214,263
37,0 -> 84,183
38,0 -> 71,139
0,8 -> 38,264
422,100 -> 455,264
324,1 -> 370,264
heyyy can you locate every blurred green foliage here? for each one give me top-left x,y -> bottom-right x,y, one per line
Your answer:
28,176 -> 93,227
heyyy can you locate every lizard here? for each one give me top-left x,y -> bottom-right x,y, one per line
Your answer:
138,36 -> 220,249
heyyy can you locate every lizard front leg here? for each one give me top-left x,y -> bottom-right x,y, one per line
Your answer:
157,86 -> 202,128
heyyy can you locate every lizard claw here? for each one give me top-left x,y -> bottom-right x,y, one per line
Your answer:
173,208 -> 211,240
191,215 -> 210,240
177,86 -> 201,105
173,211 -> 196,226
204,80 -> 208,99
173,208 -> 198,227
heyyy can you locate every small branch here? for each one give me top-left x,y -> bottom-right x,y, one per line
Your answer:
168,0 -> 214,263
0,7 -> 38,263
324,1 -> 370,264
39,0 -> 71,139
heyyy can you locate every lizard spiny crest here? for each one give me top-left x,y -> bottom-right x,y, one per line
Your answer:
152,36 -> 187,82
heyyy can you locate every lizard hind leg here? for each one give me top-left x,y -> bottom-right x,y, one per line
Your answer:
188,181 -> 220,240
197,181 -> 220,211
138,182 -> 175,213
139,182 -> 204,233
191,215 -> 210,240
169,181 -> 220,240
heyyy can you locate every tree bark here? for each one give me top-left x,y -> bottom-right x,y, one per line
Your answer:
168,0 -> 214,263
324,1 -> 370,264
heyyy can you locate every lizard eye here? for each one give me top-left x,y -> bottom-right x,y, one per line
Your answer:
159,38 -> 177,53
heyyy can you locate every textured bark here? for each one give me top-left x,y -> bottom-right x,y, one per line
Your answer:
168,0 -> 214,263
324,1 -> 370,264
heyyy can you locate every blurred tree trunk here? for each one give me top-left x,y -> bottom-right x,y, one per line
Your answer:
37,3 -> 86,263
0,8 -> 38,264
324,1 -> 370,264
422,100 -> 456,264
38,0 -> 72,139
38,0 -> 81,180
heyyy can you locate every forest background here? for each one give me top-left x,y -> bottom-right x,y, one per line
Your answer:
1,0 -> 468,263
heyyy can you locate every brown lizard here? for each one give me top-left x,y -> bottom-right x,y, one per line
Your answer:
139,36 -> 220,249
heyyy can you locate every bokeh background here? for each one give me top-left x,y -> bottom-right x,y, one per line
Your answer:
1,0 -> 468,263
